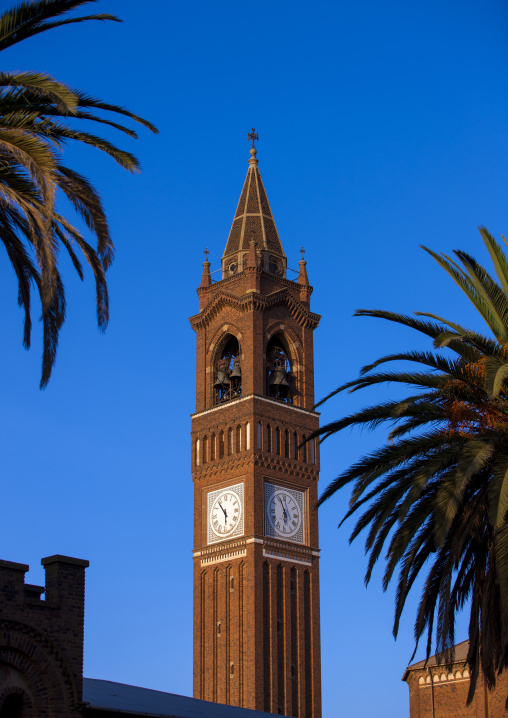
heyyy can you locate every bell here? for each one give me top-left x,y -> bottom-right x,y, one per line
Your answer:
269,368 -> 286,386
214,370 -> 230,389
279,374 -> 290,388
230,360 -> 241,379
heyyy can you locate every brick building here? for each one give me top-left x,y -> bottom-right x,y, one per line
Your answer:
403,641 -> 508,718
190,141 -> 322,717
0,556 -> 88,717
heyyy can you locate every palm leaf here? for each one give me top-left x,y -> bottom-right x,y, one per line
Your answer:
316,230 -> 508,704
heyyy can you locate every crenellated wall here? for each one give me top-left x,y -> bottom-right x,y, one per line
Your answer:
0,555 -> 89,717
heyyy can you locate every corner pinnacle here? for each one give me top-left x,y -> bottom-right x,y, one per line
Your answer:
200,249 -> 211,288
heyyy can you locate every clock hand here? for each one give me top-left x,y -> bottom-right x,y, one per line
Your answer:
278,496 -> 288,522
218,501 -> 228,525
218,501 -> 228,526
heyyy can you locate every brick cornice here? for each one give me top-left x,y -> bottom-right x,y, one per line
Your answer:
254,454 -> 319,480
193,452 -> 318,482
189,287 -> 320,331
191,393 -> 320,420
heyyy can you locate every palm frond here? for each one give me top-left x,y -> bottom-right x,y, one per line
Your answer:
316,230 -> 508,704
0,0 -> 120,52
0,0 -> 157,387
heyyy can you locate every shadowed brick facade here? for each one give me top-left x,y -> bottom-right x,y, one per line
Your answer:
0,555 -> 89,717
403,640 -> 508,718
190,146 -> 322,717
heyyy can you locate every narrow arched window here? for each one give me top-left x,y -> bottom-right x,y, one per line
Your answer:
310,438 -> 315,464
214,334 -> 242,405
203,436 -> 208,464
228,427 -> 233,456
211,433 -> 216,461
266,425 -> 272,452
246,422 -> 251,450
219,430 -> 225,459
293,432 -> 298,460
257,422 -> 262,450
284,430 -> 289,458
195,439 -> 200,467
266,334 -> 292,403
302,435 -> 307,463
275,427 -> 280,455
236,425 -> 242,452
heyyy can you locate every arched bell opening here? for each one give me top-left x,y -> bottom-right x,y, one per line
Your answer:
266,334 -> 292,404
213,334 -> 242,405
0,693 -> 24,718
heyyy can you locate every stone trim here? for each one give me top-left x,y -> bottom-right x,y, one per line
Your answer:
191,393 -> 319,419
262,548 -> 312,566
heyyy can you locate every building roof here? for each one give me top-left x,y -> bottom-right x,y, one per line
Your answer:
402,639 -> 469,681
222,147 -> 284,260
83,678 -> 289,718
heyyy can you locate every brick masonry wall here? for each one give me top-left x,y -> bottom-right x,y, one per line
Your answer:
406,664 -> 508,718
0,555 -> 88,717
190,265 -> 322,718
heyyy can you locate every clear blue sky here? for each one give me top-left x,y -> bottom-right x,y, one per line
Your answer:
1,1 -> 507,716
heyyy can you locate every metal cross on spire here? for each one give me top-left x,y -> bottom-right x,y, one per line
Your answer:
300,246 -> 306,260
204,247 -> 209,260
248,127 -> 259,148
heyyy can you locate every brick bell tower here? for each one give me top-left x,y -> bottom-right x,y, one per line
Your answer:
189,136 -> 322,718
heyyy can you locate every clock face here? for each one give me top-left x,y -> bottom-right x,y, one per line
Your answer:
207,483 -> 244,544
268,255 -> 283,275
265,483 -> 305,543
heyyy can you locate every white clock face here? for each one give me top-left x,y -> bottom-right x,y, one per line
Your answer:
207,483 -> 244,544
265,483 -> 305,543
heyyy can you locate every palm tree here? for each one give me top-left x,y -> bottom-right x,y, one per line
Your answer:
314,227 -> 508,705
0,0 -> 158,387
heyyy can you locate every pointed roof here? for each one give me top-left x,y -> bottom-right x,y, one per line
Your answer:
223,147 -> 285,259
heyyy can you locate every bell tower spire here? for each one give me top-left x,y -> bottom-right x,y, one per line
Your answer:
190,139 -> 322,718
222,131 -> 286,279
